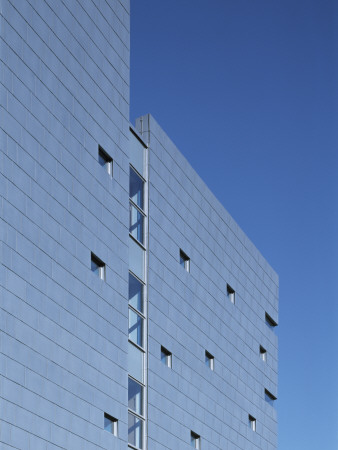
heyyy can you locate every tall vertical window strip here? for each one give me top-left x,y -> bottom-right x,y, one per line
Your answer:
129,159 -> 147,448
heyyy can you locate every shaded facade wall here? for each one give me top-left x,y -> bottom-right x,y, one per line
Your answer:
0,1 -> 130,448
136,114 -> 278,450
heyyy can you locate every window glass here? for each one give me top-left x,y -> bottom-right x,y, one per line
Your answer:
98,152 -> 107,167
91,253 -> 105,280
128,377 -> 143,415
128,342 -> 144,383
130,167 -> 144,210
129,238 -> 145,282
104,413 -> 117,435
91,258 -> 100,275
130,203 -> 144,244
129,273 -> 143,313
129,309 -> 143,347
128,412 -> 143,449
130,133 -> 144,176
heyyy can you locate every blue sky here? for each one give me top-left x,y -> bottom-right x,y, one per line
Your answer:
130,1 -> 338,449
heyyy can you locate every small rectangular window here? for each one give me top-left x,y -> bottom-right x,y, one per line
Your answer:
265,312 -> 277,329
104,413 -> 118,436
265,389 -> 277,405
91,253 -> 105,280
180,249 -> 190,272
161,346 -> 172,368
205,351 -> 214,371
227,284 -> 235,304
249,414 -> 256,431
249,415 -> 256,432
190,431 -> 200,449
98,145 -> 113,176
260,346 -> 267,362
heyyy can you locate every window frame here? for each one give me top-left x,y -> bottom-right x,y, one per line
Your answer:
128,307 -> 145,349
129,166 -> 145,211
128,410 -> 144,449
129,201 -> 146,245
128,376 -> 144,417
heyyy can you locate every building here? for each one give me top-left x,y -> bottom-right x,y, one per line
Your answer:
0,1 -> 278,449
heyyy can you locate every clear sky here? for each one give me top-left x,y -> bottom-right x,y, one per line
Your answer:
130,1 -> 338,449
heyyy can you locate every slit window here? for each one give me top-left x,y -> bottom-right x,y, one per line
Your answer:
91,253 -> 105,280
180,249 -> 190,272
265,312 -> 277,329
190,431 -> 200,449
161,346 -> 172,368
249,415 -> 256,432
260,346 -> 267,362
227,284 -> 235,304
205,351 -> 214,370
104,413 -> 118,436
98,145 -> 113,176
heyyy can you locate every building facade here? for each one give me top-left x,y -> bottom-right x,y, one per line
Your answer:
0,1 -> 278,449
